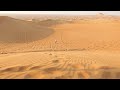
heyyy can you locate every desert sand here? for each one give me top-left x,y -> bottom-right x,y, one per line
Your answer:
0,14 -> 120,79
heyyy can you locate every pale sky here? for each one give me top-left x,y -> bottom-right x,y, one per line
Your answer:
0,11 -> 120,15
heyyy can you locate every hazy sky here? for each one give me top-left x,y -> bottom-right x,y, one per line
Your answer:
0,11 -> 120,15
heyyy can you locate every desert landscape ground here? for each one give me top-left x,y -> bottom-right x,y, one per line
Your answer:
0,13 -> 120,79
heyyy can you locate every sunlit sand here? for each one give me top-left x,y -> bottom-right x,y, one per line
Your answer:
0,13 -> 120,79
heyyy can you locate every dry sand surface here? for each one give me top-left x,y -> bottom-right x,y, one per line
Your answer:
0,15 -> 120,79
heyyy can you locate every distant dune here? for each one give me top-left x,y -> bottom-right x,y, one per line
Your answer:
0,15 -> 120,53
34,19 -> 68,27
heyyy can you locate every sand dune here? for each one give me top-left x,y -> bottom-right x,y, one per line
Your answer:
1,15 -> 120,52
0,15 -> 120,79
33,19 -> 68,27
0,51 -> 120,79
0,16 -> 54,43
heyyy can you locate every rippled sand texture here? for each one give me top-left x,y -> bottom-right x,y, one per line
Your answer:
0,14 -> 120,79
0,51 -> 120,79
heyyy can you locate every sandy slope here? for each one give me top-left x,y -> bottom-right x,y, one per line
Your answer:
0,16 -> 54,43
0,51 -> 120,79
0,15 -> 120,79
1,22 -> 120,53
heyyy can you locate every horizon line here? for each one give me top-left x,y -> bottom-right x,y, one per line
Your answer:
0,11 -> 120,15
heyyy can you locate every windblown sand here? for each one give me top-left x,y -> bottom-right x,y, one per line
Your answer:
0,15 -> 120,79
